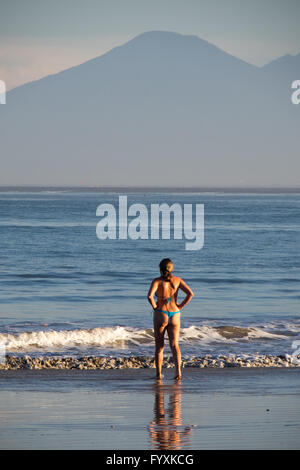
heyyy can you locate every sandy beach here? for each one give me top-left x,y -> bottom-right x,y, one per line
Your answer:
1,0 -> 300,456
0,367 -> 299,450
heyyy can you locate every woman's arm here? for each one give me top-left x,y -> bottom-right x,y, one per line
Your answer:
177,279 -> 194,310
147,279 -> 158,310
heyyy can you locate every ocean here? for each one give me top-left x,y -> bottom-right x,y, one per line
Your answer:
0,188 -> 299,360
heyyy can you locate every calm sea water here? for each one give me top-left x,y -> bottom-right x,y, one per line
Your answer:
0,189 -> 299,359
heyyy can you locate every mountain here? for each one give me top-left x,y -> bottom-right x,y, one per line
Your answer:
262,53 -> 300,79
0,31 -> 299,186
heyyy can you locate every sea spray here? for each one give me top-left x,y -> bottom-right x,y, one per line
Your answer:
0,323 -> 297,359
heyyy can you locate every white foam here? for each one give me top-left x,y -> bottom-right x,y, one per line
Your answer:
0,323 -> 293,353
247,327 -> 288,340
0,326 -> 153,352
180,325 -> 228,343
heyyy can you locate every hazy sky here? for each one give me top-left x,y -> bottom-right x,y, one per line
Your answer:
1,0 -> 299,90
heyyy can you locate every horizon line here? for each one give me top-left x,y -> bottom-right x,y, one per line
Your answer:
1,185 -> 300,193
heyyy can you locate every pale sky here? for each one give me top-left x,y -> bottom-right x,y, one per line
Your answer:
1,0 -> 300,90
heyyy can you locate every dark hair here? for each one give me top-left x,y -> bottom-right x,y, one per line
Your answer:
159,258 -> 173,282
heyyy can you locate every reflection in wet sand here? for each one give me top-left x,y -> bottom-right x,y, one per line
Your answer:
148,381 -> 192,450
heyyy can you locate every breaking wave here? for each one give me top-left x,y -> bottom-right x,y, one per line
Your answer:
0,323 -> 297,355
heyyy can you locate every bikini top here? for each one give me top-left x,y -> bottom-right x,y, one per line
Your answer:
155,294 -> 173,302
155,280 -> 176,303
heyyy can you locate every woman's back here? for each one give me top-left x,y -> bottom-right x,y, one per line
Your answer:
147,258 -> 194,380
155,276 -> 181,312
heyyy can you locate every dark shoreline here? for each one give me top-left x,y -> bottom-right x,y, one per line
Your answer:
1,354 -> 299,370
1,185 -> 300,193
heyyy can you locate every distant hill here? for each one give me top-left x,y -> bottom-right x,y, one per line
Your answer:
1,31 -> 299,186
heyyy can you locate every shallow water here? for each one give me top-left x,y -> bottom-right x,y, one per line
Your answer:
0,190 -> 300,358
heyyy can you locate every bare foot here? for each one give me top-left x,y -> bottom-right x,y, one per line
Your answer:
174,374 -> 182,381
155,374 -> 164,380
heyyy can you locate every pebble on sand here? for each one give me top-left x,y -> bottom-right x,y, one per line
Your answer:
0,354 -> 299,370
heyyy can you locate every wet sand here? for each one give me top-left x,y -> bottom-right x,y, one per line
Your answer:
0,368 -> 299,449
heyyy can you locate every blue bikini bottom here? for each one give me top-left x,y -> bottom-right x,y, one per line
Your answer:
154,309 -> 180,320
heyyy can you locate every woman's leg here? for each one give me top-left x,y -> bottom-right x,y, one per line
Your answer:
167,314 -> 181,379
153,311 -> 168,378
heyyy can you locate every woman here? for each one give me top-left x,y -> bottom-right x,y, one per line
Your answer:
147,258 -> 194,380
